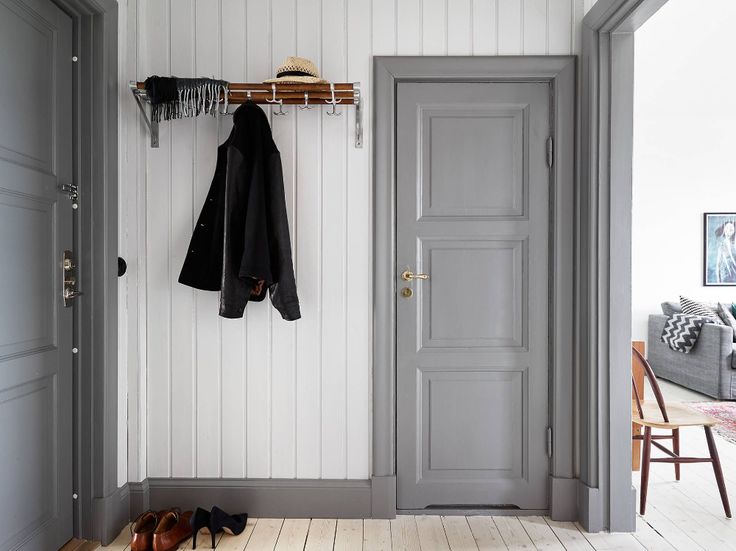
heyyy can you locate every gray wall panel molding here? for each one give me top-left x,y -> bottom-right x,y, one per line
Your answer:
374,55 -> 576,518
579,0 -> 669,533
92,484 -> 130,544
131,479 -> 374,519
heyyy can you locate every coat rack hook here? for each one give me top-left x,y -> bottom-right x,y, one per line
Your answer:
299,91 -> 314,110
325,82 -> 342,116
266,83 -> 287,116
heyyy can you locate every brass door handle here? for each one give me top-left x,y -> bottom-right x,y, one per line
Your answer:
401,269 -> 429,281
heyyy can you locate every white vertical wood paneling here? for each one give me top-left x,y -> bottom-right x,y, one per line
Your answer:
346,0 -> 372,479
320,0 -> 348,479
144,0 -> 171,478
244,0 -> 273,479
121,0 -> 582,482
270,0 -> 298,479
422,0 -> 447,55
498,0 -> 523,54
472,0 -> 498,55
373,0 -> 397,56
294,0 -> 323,480
169,0 -> 197,480
523,0 -> 548,54
194,0 -> 222,478
220,0 -> 248,479
397,0 -> 422,55
447,0 -> 472,55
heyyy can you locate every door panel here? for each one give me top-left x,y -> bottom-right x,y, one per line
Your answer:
0,0 -> 73,549
396,82 -> 550,510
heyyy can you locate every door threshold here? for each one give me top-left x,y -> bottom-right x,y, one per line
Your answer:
398,508 -> 549,517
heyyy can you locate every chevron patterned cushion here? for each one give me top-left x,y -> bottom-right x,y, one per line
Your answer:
680,295 -> 723,324
661,313 -> 707,353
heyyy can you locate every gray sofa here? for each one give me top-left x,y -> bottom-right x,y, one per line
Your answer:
648,302 -> 736,400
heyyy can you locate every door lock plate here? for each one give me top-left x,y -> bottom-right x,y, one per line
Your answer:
401,287 -> 413,298
62,250 -> 82,306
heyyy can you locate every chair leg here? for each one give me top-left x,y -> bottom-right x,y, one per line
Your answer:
673,428 -> 680,481
640,426 -> 652,515
704,426 -> 731,518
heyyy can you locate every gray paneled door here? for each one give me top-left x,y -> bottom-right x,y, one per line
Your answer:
396,82 -> 551,510
0,0 -> 74,549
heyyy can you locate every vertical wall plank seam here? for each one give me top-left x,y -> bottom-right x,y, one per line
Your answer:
318,0 -> 324,478
292,0 -> 299,477
242,0 -> 249,479
470,0 -> 475,55
495,0 -> 499,54
167,0 -> 174,478
218,0 -> 225,479
188,0 -> 197,479
545,0 -> 550,55
343,0 -> 349,477
192,0 -> 199,478
267,0 -> 274,479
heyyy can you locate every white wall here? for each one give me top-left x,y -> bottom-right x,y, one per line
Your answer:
119,0 -> 586,482
632,0 -> 736,344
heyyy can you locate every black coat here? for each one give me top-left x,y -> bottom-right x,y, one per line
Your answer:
178,102 -> 301,320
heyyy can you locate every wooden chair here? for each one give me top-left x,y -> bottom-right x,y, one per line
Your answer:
632,346 -> 731,517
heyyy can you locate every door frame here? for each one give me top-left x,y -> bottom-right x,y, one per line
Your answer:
52,0 -> 122,543
372,56 -> 576,519
578,0 -> 669,532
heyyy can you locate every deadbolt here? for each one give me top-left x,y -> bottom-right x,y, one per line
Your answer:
62,250 -> 82,306
401,287 -> 413,298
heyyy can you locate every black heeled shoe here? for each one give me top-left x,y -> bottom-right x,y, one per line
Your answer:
209,506 -> 248,545
190,507 -> 211,549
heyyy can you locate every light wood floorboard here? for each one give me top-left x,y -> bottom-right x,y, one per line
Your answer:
101,384 -> 736,551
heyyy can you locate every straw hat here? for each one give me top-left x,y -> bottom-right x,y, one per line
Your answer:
263,56 -> 327,84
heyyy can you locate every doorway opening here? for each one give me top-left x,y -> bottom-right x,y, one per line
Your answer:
629,0 -> 736,541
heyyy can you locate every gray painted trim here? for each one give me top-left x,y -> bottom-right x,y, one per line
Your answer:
578,0 -> 669,532
129,479 -> 151,517
371,476 -> 397,519
549,477 -> 578,521
93,484 -> 130,545
130,479 -> 376,520
53,0 -> 120,543
373,56 -> 577,519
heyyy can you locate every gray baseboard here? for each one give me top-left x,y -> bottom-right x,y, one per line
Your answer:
550,476 -> 578,521
577,481 -> 603,532
129,477 -> 382,519
129,478 -> 150,517
92,483 -> 130,545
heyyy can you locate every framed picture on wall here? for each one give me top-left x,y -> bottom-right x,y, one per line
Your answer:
704,213 -> 736,286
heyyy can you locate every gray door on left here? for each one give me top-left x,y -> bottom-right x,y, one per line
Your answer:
0,1 -> 74,550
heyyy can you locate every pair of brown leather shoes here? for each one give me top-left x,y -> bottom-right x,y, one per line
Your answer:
131,509 -> 193,551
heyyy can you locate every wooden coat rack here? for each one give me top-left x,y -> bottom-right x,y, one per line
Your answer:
130,80 -> 362,148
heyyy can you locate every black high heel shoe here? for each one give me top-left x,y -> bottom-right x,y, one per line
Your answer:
190,507 -> 211,549
209,506 -> 248,546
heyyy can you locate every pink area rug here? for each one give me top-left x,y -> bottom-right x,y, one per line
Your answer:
687,401 -> 736,444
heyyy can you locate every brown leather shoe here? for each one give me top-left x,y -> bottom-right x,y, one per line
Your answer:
153,510 -> 193,551
131,510 -> 160,551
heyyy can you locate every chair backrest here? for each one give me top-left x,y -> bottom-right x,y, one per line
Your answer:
632,346 -> 669,422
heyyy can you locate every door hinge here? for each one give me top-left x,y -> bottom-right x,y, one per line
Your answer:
546,426 -> 553,457
546,136 -> 554,169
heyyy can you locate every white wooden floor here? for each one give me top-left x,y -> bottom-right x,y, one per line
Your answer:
95,381 -> 735,550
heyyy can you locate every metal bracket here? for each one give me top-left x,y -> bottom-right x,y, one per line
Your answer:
129,81 -> 159,148
354,82 -> 363,148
